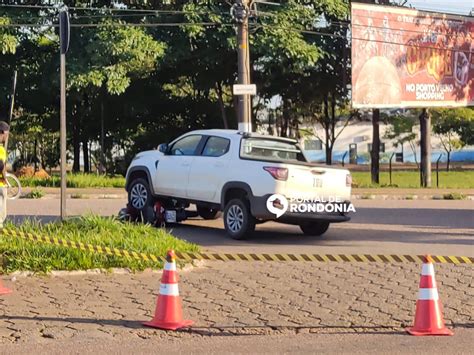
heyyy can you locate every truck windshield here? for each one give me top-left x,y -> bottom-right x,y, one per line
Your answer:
240,138 -> 307,163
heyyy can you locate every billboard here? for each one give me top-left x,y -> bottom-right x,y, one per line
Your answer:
351,3 -> 473,108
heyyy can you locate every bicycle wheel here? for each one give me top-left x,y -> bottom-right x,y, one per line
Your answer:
6,173 -> 21,199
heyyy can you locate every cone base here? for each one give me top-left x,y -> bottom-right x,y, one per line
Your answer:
143,319 -> 193,331
0,287 -> 12,295
406,327 -> 453,336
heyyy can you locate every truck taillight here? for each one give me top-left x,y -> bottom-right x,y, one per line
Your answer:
346,174 -> 352,187
263,167 -> 288,181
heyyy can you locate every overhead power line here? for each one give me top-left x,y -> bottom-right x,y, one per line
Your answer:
253,23 -> 474,54
0,4 -> 219,14
0,22 -> 230,28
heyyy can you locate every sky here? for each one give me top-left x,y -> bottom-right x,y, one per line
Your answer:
406,0 -> 472,15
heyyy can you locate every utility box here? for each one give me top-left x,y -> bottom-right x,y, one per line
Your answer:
368,142 -> 386,153
395,152 -> 403,162
349,143 -> 357,164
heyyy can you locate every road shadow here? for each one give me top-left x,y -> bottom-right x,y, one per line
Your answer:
0,315 -> 409,336
350,208 -> 474,229
170,220 -> 474,249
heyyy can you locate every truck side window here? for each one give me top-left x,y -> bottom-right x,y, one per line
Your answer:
169,135 -> 202,156
202,137 -> 230,157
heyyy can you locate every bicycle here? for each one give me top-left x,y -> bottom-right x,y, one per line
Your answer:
5,172 -> 22,199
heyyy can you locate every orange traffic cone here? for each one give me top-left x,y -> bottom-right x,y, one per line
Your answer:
406,255 -> 453,336
143,250 -> 193,330
0,278 -> 12,295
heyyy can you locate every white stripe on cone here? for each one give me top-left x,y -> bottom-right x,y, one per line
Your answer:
160,283 -> 180,296
421,263 -> 435,276
418,288 -> 439,300
164,262 -> 176,271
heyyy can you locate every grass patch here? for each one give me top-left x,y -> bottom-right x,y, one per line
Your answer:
351,171 -> 474,189
0,215 -> 199,273
22,188 -> 45,199
442,192 -> 466,200
19,173 -> 125,189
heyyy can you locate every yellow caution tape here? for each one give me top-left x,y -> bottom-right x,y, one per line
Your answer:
1,228 -> 473,265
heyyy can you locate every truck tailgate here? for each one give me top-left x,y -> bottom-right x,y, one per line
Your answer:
285,165 -> 350,201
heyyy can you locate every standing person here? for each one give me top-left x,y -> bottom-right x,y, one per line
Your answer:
0,121 -> 10,228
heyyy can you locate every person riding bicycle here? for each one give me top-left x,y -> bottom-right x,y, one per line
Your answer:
0,121 -> 10,228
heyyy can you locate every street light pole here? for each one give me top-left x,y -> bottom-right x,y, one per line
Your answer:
59,8 -> 70,221
233,0 -> 252,132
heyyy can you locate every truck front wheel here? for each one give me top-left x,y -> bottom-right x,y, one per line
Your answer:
224,198 -> 255,240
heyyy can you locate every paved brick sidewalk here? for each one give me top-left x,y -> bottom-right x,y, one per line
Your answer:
0,262 -> 472,344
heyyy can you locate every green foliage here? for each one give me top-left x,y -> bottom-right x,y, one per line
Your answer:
431,108 -> 474,146
23,187 -> 45,199
351,171 -> 474,189
69,21 -> 166,95
0,17 -> 17,54
19,173 -> 125,188
442,192 -> 466,200
0,215 -> 199,273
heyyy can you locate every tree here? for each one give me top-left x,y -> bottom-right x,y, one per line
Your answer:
67,20 -> 166,172
306,102 -> 358,164
384,112 -> 420,169
431,108 -> 473,171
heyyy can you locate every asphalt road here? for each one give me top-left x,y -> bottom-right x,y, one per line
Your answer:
7,198 -> 474,256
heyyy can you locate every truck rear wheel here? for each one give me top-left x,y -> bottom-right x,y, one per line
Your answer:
224,198 -> 255,240
299,221 -> 330,236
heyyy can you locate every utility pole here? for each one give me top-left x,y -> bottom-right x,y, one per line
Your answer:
59,8 -> 70,220
232,0 -> 252,132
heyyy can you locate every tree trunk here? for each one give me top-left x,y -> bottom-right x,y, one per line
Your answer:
281,101 -> 289,138
323,94 -> 332,164
419,108 -> 431,187
371,109 -> 380,184
216,82 -> 229,129
99,99 -> 106,175
72,119 -> 80,173
82,137 -> 89,173
325,142 -> 332,165
33,138 -> 38,172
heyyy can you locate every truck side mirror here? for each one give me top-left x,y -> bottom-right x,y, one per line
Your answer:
158,143 -> 169,154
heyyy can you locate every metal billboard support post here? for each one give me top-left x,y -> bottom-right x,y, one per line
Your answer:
59,8 -> 70,221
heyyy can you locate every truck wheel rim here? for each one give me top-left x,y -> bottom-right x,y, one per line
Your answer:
130,183 -> 147,209
227,205 -> 244,233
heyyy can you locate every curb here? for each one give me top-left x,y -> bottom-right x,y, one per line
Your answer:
8,259 -> 206,280
28,193 -> 474,201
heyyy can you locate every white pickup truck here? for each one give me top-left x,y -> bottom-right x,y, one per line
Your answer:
125,129 -> 352,239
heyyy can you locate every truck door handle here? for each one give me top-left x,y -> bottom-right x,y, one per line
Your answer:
181,163 -> 190,167
214,162 -> 224,167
